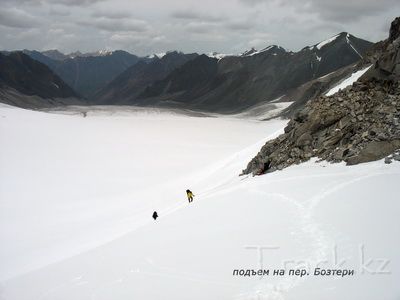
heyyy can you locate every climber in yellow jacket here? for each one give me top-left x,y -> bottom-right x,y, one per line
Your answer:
186,189 -> 194,203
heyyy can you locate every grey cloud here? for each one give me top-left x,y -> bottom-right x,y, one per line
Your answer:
171,10 -> 225,23
238,0 -> 400,22
2,0 -> 104,5
48,7 -> 71,16
226,21 -> 254,31
309,0 -> 400,22
49,0 -> 106,6
91,10 -> 132,19
237,0 -> 265,4
185,22 -> 217,34
0,8 -> 40,28
79,18 -> 148,32
1,0 -> 398,57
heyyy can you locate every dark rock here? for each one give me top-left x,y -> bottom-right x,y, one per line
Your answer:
389,17 -> 400,42
384,157 -> 393,164
296,132 -> 313,147
346,140 -> 400,165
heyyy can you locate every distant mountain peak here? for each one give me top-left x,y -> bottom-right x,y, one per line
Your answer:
206,52 -> 233,60
41,49 -> 68,61
94,49 -> 114,56
241,47 -> 258,56
310,32 -> 355,51
313,33 -> 342,50
147,52 -> 167,59
241,45 -> 286,57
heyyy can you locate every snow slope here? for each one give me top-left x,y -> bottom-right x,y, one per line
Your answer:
0,104 -> 285,281
0,104 -> 399,300
325,65 -> 372,96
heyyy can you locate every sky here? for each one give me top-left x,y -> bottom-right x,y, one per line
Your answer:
0,0 -> 399,56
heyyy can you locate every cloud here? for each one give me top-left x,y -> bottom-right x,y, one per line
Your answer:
185,22 -> 218,34
2,0 -> 105,5
48,7 -> 71,16
48,0 -> 106,6
238,0 -> 400,22
79,18 -> 149,32
1,0 -> 398,56
171,10 -> 225,23
91,10 -> 132,19
226,21 -> 254,31
0,8 -> 40,28
237,0 -> 265,4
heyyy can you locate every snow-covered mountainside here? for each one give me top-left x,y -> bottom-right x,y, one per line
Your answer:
0,104 -> 399,300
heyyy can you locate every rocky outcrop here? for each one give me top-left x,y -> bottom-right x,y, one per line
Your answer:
362,18 -> 400,82
242,17 -> 400,175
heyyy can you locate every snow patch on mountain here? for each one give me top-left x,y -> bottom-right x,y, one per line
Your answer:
148,52 -> 167,59
67,50 -> 114,58
325,65 -> 372,96
315,34 -> 340,50
241,45 -> 284,57
345,33 -> 363,58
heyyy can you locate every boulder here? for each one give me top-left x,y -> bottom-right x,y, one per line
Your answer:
346,140 -> 400,165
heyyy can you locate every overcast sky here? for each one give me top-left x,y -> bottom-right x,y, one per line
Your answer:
0,0 -> 399,56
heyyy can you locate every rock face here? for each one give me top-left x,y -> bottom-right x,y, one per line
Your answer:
0,52 -> 78,100
0,52 -> 82,108
242,17 -> 400,175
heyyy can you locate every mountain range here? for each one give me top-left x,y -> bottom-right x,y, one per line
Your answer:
93,51 -> 199,105
0,32 -> 374,114
128,33 -> 372,113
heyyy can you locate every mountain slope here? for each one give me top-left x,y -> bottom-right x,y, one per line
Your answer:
24,50 -> 141,98
137,54 -> 219,104
93,51 -> 198,104
0,52 -> 81,108
0,52 -> 77,99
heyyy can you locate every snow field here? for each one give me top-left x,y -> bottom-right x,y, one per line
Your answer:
0,104 -> 399,300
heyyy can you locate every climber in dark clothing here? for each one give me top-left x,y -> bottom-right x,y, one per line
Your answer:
152,211 -> 158,220
186,189 -> 194,203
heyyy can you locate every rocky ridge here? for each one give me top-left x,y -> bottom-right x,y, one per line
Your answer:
242,17 -> 400,175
